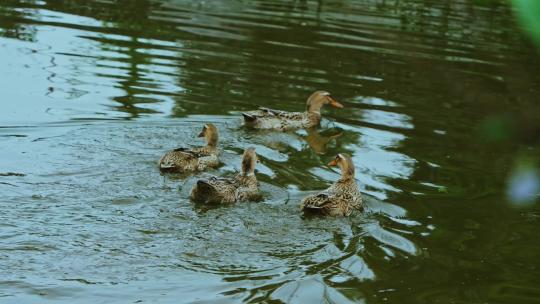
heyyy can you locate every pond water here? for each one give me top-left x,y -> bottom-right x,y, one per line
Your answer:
1,0 -> 540,303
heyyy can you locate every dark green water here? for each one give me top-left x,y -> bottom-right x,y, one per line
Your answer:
1,0 -> 540,303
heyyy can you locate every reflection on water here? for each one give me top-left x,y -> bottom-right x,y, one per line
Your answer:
1,0 -> 540,303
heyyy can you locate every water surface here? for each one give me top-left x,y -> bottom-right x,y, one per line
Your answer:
1,0 -> 540,303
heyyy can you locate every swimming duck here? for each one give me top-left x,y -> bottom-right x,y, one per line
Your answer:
158,124 -> 219,172
190,147 -> 260,204
242,91 -> 343,130
300,153 -> 363,216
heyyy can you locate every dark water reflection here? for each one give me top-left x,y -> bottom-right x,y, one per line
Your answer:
1,0 -> 540,303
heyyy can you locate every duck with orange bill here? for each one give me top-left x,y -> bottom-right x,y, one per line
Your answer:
300,153 -> 363,216
242,91 -> 343,130
158,124 -> 220,172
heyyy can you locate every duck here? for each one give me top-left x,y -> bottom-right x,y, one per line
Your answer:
242,91 -> 343,130
190,147 -> 260,204
158,123 -> 219,172
300,153 -> 363,216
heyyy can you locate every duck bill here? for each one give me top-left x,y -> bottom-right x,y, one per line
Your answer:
327,159 -> 338,166
198,131 -> 205,137
328,97 -> 344,108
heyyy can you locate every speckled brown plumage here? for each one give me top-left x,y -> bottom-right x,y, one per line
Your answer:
158,124 -> 219,172
190,148 -> 260,204
242,91 -> 343,130
301,153 -> 363,216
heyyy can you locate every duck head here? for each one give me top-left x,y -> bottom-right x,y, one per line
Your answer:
306,91 -> 344,114
241,147 -> 259,176
198,123 -> 219,147
328,153 -> 355,180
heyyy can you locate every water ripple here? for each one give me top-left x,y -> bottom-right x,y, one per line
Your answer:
1,0 -> 538,302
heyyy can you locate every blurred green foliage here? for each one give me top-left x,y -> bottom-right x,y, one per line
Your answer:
513,0 -> 540,48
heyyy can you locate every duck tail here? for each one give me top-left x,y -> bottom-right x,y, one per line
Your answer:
158,159 -> 177,171
300,194 -> 328,215
242,113 -> 257,123
301,203 -> 324,215
196,179 -> 217,193
191,179 -> 219,204
159,164 -> 176,172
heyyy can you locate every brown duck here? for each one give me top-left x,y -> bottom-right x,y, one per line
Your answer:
190,147 -> 260,204
158,124 -> 219,172
242,91 -> 343,130
300,153 -> 363,216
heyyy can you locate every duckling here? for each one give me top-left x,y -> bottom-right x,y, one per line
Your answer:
242,91 -> 343,130
158,124 -> 219,172
300,153 -> 363,216
190,148 -> 260,204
